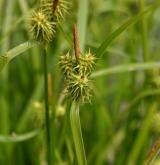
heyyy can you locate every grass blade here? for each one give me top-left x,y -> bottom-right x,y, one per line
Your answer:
0,40 -> 39,72
70,102 -> 87,165
0,129 -> 40,143
96,3 -> 159,57
91,62 -> 160,78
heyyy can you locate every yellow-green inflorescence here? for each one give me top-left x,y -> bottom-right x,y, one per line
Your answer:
29,0 -> 69,43
40,0 -> 69,21
30,11 -> 56,43
59,51 -> 96,103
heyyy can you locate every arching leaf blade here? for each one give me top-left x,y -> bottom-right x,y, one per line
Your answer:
96,3 -> 159,57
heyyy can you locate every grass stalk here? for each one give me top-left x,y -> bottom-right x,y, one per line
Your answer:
140,0 -> 150,86
70,102 -> 87,165
140,0 -> 149,62
43,48 -> 51,165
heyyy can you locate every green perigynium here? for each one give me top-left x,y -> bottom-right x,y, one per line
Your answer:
66,73 -> 92,102
30,11 -> 56,43
78,50 -> 96,74
59,51 -> 96,103
59,53 -> 75,79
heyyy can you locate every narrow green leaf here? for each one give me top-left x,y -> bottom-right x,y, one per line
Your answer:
96,3 -> 159,57
0,129 -> 40,143
0,40 -> 39,72
91,62 -> 160,78
70,102 -> 87,165
77,0 -> 88,52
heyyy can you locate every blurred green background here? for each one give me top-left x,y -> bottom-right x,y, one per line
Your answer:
0,0 -> 160,164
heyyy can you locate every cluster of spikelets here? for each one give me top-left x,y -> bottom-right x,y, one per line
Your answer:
59,51 -> 96,103
40,0 -> 69,21
29,0 -> 69,43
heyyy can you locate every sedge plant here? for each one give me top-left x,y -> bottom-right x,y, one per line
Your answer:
1,1 -> 160,164
59,25 -> 96,165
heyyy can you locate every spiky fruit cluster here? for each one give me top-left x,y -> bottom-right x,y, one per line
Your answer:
59,53 -> 75,79
59,51 -> 96,103
66,73 -> 92,102
29,0 -> 69,43
78,50 -> 96,74
40,0 -> 69,21
30,11 -> 56,43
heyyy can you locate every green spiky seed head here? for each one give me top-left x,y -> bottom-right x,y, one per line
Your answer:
40,0 -> 53,20
29,11 -> 56,43
59,53 -> 74,79
53,0 -> 69,21
40,0 -> 69,22
66,73 -> 92,103
78,50 -> 96,74
59,50 -> 95,103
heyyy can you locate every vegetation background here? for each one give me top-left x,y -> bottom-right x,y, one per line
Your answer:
0,0 -> 160,164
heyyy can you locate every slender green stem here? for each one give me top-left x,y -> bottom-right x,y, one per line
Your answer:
140,0 -> 149,62
140,0 -> 150,85
70,102 -> 87,165
43,48 -> 51,165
